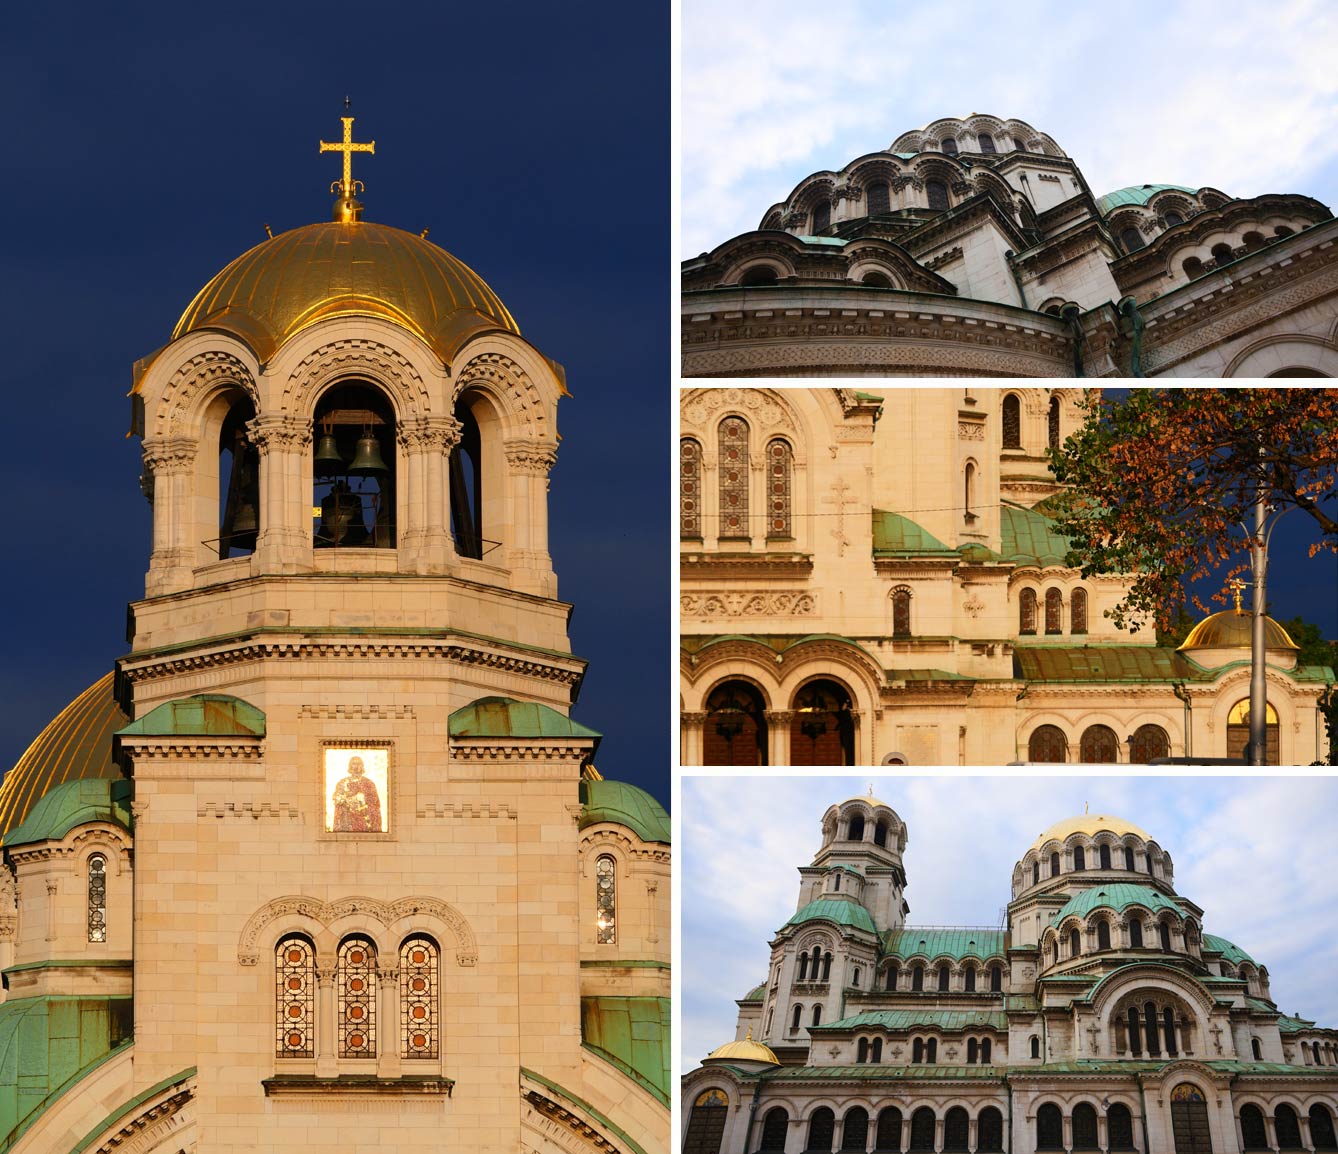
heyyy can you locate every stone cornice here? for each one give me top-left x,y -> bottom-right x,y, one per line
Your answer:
680,552 -> 815,579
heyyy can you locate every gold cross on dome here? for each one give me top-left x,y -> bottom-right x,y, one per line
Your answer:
320,114 -> 375,199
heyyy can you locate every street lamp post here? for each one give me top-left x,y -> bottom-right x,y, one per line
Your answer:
1249,479 -> 1267,767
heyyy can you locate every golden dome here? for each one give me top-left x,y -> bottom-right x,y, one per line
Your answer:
707,1028 -> 780,1065
0,673 -> 127,837
1178,609 -> 1299,653
836,787 -> 892,809
170,221 -> 520,365
1030,814 -> 1152,852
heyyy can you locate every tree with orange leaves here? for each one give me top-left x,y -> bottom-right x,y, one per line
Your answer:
1048,387 -> 1338,633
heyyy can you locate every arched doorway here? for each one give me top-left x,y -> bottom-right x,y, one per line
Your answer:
702,681 -> 767,765
1226,700 -> 1279,765
790,680 -> 855,765
683,1089 -> 729,1154
1170,1083 -> 1212,1154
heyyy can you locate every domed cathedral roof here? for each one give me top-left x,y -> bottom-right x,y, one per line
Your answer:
889,114 -> 1066,158
170,220 -> 520,365
706,1028 -> 780,1066
1178,609 -> 1300,654
1096,184 -> 1200,216
1030,814 -> 1152,852
578,778 -> 671,845
0,673 -> 126,838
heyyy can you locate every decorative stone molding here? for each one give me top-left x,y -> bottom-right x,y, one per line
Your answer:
450,744 -> 590,762
247,413 -> 311,452
198,801 -> 300,820
926,246 -> 964,271
299,704 -> 416,720
455,352 -> 550,439
155,349 -> 259,438
680,553 -> 814,580
681,591 -> 815,617
504,439 -> 559,475
283,339 -> 430,418
398,414 -> 462,451
680,386 -> 798,435
89,1077 -> 195,1154
417,802 -> 517,820
523,1090 -> 622,1154
237,894 -> 478,967
957,420 -> 985,440
141,436 -> 199,475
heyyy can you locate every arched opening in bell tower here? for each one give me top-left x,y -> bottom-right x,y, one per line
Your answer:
312,382 -> 397,549
450,390 -> 504,561
217,395 -> 259,559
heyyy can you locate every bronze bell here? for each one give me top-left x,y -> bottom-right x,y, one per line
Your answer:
314,432 -> 345,476
348,432 -> 388,477
232,499 -> 258,536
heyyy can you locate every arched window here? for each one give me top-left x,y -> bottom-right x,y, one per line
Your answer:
808,1107 -> 836,1152
703,681 -> 768,766
1030,1035 -> 1041,1058
1050,851 -> 1061,877
1165,211 -> 1185,227
740,265 -> 779,286
87,854 -> 107,943
1211,242 -> 1234,266
1037,1103 -> 1064,1150
1127,1006 -> 1142,1055
1121,226 -> 1145,253
822,952 -> 832,980
842,1107 -> 869,1151
857,1037 -> 869,1063
1073,1103 -> 1099,1150
964,461 -> 976,518
1051,938 -> 1060,964
862,271 -> 892,287
685,1089 -> 730,1154
1048,396 -> 1061,449
1310,1104 -> 1338,1150
811,1004 -> 822,1027
1074,845 -> 1086,871
766,439 -> 793,539
1097,920 -> 1111,950
1164,1007 -> 1178,1056
871,1038 -> 882,1063
336,936 -> 377,1058
315,383 -> 397,551
967,1037 -> 979,1063
852,967 -> 860,987
926,1038 -> 937,1063
1275,225 -> 1295,238
1071,588 -> 1088,634
981,1037 -> 992,1063
911,965 -> 924,991
1080,724 -> 1119,764
1250,1037 -> 1262,1060
892,586 -> 912,638
1183,256 -> 1205,279
1239,1104 -> 1268,1150
791,680 -> 855,766
1144,1001 -> 1161,1056
1160,921 -> 1172,953
1102,1108 -> 1134,1151
964,965 -> 976,992
1129,919 -> 1143,948
832,873 -> 840,893
718,417 -> 750,540
990,965 -> 1002,992
1099,843 -> 1112,870
941,138 -> 958,156
1030,725 -> 1068,764
399,936 -> 439,1059
1020,588 -> 1038,634
680,439 -> 702,539
1002,393 -> 1022,448
979,1107 -> 1004,1152
1128,724 -> 1170,763
595,854 -> 616,943
1032,861 -> 1040,885
792,1004 -> 803,1031
885,966 -> 897,991
276,935 -> 316,1058
218,397 -> 259,558
926,180 -> 949,211
1227,699 -> 1280,765
761,1108 -> 790,1152
1045,588 -> 1063,634
912,1037 -> 924,1063
910,1107 -> 936,1152
874,820 -> 888,848
1275,1104 -> 1303,1150
1125,846 -> 1136,871
978,133 -> 997,154
1069,928 -> 1081,957
1243,230 -> 1265,251
812,201 -> 831,233
937,964 -> 949,991
1315,1041 -> 1324,1065
848,814 -> 865,841
944,1107 -> 969,1151
876,1107 -> 903,1152
867,182 -> 891,215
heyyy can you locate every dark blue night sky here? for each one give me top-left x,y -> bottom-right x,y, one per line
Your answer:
0,3 -> 670,805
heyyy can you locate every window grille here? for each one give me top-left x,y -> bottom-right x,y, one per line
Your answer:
596,855 -> 616,944
679,439 -> 701,538
718,419 -> 749,538
337,937 -> 377,1058
766,439 -> 792,538
400,937 -> 439,1059
88,855 -> 107,943
276,936 -> 316,1058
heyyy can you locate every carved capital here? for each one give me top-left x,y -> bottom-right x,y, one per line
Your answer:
141,436 -> 198,474
504,438 -> 558,475
247,413 -> 311,452
399,415 -> 463,452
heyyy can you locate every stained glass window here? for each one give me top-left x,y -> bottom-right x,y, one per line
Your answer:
892,587 -> 912,638
926,181 -> 949,211
877,1108 -> 903,1152
979,1107 -> 1004,1152
1071,588 -> 1088,634
596,855 -> 616,944
978,133 -> 996,154
760,1108 -> 789,1151
867,182 -> 890,215
1080,724 -> 1119,764
1130,724 -> 1170,764
1045,588 -> 1063,634
1073,1103 -> 1099,1150
400,936 -> 439,1059
1108,1104 -> 1135,1150
1171,1085 -> 1212,1154
88,854 -> 107,943
685,1090 -> 729,1154
944,1107 -> 969,1151
1002,393 -> 1021,448
842,1108 -> 869,1151
1029,725 -> 1067,763
766,439 -> 792,538
680,439 -> 702,539
1020,588 -> 1037,634
1048,396 -> 1061,449
337,936 -> 377,1058
276,935 -> 315,1058
718,418 -> 750,539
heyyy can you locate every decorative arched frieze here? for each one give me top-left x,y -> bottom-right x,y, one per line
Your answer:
237,894 -> 477,967
151,348 -> 260,439
281,338 -> 432,420
453,349 -> 556,444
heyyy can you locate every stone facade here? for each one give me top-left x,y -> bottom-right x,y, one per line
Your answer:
682,114 -> 1338,378
679,387 -> 1333,766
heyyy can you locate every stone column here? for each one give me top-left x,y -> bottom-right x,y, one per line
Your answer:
680,712 -> 706,766
503,438 -> 558,595
376,959 -> 402,1078
400,415 -> 461,573
766,712 -> 794,766
142,437 -> 198,596
248,414 -> 312,572
315,954 -> 337,1077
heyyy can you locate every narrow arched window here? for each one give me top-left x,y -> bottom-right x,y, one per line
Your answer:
1108,1104 -> 1134,1150
1069,928 -> 1081,957
944,1107 -> 969,1151
1073,1103 -> 1098,1150
942,138 -> 958,156
1164,1007 -> 1178,1056
1120,226 -> 1144,253
1097,920 -> 1111,950
1130,919 -> 1143,948
990,965 -> 1002,992
88,854 -> 107,942
808,1107 -> 836,1152
812,201 -> 831,233
926,180 -> 949,211
219,397 -> 259,559
792,1004 -> 802,1031
937,964 -> 950,991
1050,851 -> 1061,877
1183,256 -> 1205,279
848,814 -> 865,841
964,965 -> 976,992
798,951 -> 809,980
979,1107 -> 1004,1152
1002,393 -> 1022,448
867,182 -> 890,215
1099,843 -> 1111,870
1211,242 -> 1234,266
1276,1105 -> 1303,1149
1130,724 -> 1170,764
1037,1103 -> 1063,1150
595,854 -> 616,944
1052,939 -> 1059,963
399,936 -> 439,1059
812,1004 -> 822,1028
964,462 -> 976,518
874,820 -> 888,848
1045,588 -> 1063,634
718,417 -> 750,539
276,935 -> 316,1059
316,382 -> 397,551
926,1038 -> 937,1063
765,439 -> 793,539
978,133 -> 996,154
1071,588 -> 1088,634
1048,396 -> 1061,449
1143,1001 -> 1160,1056
761,1108 -> 790,1152
1251,1037 -> 1262,1060
686,1089 -> 730,1154
852,966 -> 860,987
1160,922 -> 1172,952
885,966 -> 896,991
912,1037 -> 924,1063
832,873 -> 840,892
449,394 -> 490,559
892,587 -> 912,638
871,1038 -> 882,1063
1020,588 -> 1038,635
1241,1104 -> 1268,1150
1032,860 -> 1040,885
981,1037 -> 992,1063
680,439 -> 702,539
1124,846 -> 1135,871
1074,845 -> 1086,870
910,1107 -> 936,1152
877,1108 -> 903,1152
967,1037 -> 978,1063
336,936 -> 378,1058
912,965 -> 924,991
1030,1035 -> 1040,1058
822,952 -> 832,980
857,1037 -> 869,1063
1164,211 -> 1184,227
842,1108 -> 869,1152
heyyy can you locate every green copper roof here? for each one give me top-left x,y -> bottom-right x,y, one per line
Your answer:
578,779 -> 670,844
4,779 -> 132,849
797,236 -> 849,247
1096,184 -> 1198,215
0,996 -> 131,1149
1052,884 -> 1180,923
448,696 -> 601,741
1015,645 -> 1211,684
999,501 -> 1071,566
786,898 -> 877,935
580,996 -> 669,1106
740,983 -> 767,1003
117,694 -> 264,737
872,511 -> 957,557
820,1009 -> 1007,1032
882,928 -> 1006,962
1205,934 -> 1257,968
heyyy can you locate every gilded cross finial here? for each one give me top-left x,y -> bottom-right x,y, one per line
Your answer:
320,109 -> 375,221
1229,579 -> 1245,614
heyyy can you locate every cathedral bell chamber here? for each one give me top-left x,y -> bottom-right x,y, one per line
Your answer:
0,115 -> 669,1154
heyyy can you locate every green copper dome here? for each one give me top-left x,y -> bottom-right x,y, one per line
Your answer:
785,897 -> 877,935
1052,883 -> 1179,923
578,779 -> 670,845
1096,184 -> 1198,216
4,778 -> 132,849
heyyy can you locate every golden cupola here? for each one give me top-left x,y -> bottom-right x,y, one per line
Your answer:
1177,589 -> 1300,670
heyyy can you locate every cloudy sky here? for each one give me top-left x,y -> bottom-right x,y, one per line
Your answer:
679,0 -> 1338,258
681,774 -> 1338,1067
